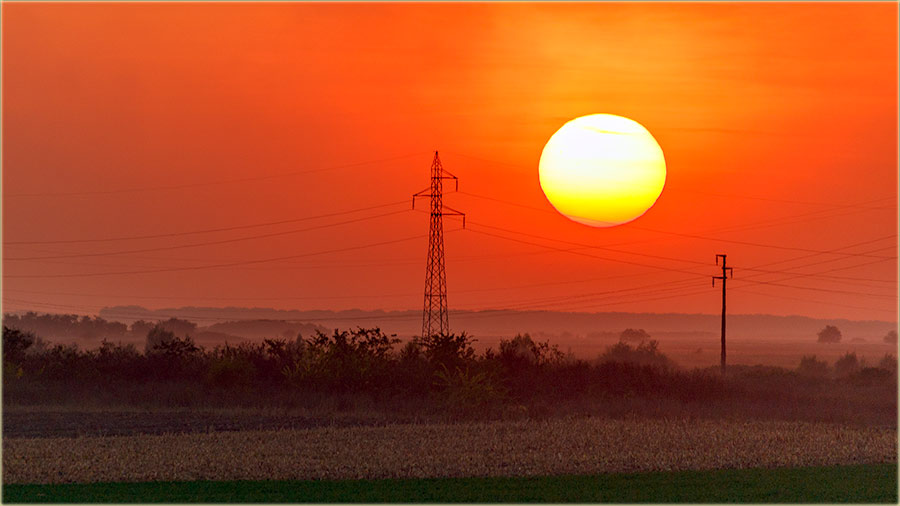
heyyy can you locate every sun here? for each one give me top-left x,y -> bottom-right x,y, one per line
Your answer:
538,114 -> 666,227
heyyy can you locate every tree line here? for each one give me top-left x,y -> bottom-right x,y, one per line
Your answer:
4,323 -> 896,415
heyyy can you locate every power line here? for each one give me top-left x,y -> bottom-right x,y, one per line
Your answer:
458,189 -> 896,259
469,220 -> 711,266
740,236 -> 896,270
4,199 -> 409,245
5,152 -> 429,198
3,233 -> 429,279
464,226 -> 709,278
455,278 -> 700,312
735,277 -> 897,300
5,209 -> 411,261
728,288 -> 899,315
448,152 -> 895,211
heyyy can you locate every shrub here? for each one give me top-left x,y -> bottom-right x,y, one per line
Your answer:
414,332 -> 476,371
797,355 -> 830,380
95,339 -> 144,381
498,334 -> 564,370
207,356 -> 257,389
598,339 -> 672,369
2,326 -> 35,365
834,352 -> 860,378
432,363 -> 504,413
817,325 -> 842,343
302,327 -> 400,392
878,354 -> 897,373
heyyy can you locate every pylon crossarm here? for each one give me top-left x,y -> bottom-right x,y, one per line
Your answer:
412,189 -> 434,210
438,171 -> 459,191
440,205 -> 466,228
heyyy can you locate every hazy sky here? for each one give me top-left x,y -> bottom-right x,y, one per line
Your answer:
2,2 -> 897,322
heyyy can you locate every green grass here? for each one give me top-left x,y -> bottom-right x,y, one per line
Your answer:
3,463 -> 897,503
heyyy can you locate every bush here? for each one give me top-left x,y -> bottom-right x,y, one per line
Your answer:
207,356 -> 257,389
834,352 -> 860,378
414,332 -> 476,371
817,325 -> 842,343
302,327 -> 400,392
878,354 -> 897,373
598,340 -> 672,369
3,326 -> 35,365
432,364 -> 505,413
94,339 -> 144,381
797,355 -> 830,380
498,334 -> 563,370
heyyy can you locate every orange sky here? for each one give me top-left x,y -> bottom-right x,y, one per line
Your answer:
2,2 -> 898,323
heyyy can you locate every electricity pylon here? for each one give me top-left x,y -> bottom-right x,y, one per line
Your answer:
712,254 -> 734,375
413,151 -> 464,338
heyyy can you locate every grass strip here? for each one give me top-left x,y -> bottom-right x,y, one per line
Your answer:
3,463 -> 897,503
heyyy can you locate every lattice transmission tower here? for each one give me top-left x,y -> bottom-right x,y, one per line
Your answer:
413,151 -> 464,338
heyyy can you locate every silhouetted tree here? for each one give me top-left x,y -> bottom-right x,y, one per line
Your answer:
130,320 -> 155,339
884,330 -> 898,344
620,328 -> 651,342
878,354 -> 897,373
498,333 -> 563,370
414,332 -> 476,371
834,351 -> 860,377
301,327 -> 400,391
598,339 -> 672,369
145,325 -> 177,353
817,325 -> 842,343
796,355 -> 829,380
2,326 -> 35,365
156,318 -> 197,337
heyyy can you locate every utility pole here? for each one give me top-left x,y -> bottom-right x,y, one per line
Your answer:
712,254 -> 733,375
413,151 -> 464,338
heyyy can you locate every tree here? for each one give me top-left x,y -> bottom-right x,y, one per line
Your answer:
620,328 -> 651,342
145,325 -> 199,356
145,325 -> 177,353
414,332 -> 476,370
884,330 -> 898,344
878,354 -> 897,373
130,320 -> 155,339
301,327 -> 400,391
817,325 -> 842,343
2,326 -> 35,365
797,355 -> 829,379
156,318 -> 197,337
498,333 -> 563,369
598,339 -> 672,369
834,352 -> 860,378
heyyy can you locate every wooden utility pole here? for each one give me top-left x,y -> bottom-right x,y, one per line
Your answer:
712,254 -> 733,375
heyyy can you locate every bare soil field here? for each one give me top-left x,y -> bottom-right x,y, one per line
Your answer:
4,416 -> 895,484
2,406 -> 400,439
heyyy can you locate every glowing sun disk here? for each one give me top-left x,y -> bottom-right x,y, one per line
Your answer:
539,114 -> 667,227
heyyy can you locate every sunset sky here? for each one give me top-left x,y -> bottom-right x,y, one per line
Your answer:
2,2 -> 897,323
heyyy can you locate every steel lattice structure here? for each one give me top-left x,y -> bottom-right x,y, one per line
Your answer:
413,151 -> 464,338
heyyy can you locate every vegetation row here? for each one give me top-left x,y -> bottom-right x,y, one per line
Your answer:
4,323 -> 896,416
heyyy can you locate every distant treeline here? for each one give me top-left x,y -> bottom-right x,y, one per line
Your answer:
3,324 -> 897,422
1,312 -> 325,346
